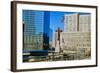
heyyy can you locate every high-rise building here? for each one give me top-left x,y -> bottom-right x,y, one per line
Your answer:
51,13 -> 91,59
49,28 -> 53,46
52,32 -> 61,52
64,13 -> 91,32
60,32 -> 91,51
79,14 -> 91,32
64,13 -> 79,32
59,13 -> 91,58
23,10 -> 50,50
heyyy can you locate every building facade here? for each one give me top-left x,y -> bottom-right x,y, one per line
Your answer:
62,13 -> 91,59
23,10 -> 50,50
52,13 -> 91,59
60,32 -> 91,51
64,13 -> 79,32
79,14 -> 91,32
64,13 -> 91,32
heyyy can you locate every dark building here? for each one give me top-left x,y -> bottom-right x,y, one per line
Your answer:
23,10 -> 50,51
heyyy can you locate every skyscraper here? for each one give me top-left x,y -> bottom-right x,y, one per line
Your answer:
64,13 -> 79,32
60,13 -> 91,59
64,13 -> 91,32
79,14 -> 91,32
23,10 -> 50,50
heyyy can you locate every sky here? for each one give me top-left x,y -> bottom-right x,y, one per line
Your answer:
50,11 -> 64,32
50,11 -> 76,32
50,11 -> 91,33
23,10 -> 90,41
23,10 -> 90,33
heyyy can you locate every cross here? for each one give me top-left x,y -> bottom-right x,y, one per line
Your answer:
56,27 -> 62,52
56,27 -> 62,40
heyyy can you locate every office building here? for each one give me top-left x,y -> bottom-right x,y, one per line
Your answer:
79,14 -> 91,32
23,10 -> 50,50
52,13 -> 91,59
61,13 -> 91,59
64,13 -> 91,32
64,13 -> 79,32
60,32 -> 91,51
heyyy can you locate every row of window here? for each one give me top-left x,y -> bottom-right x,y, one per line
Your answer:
62,43 -> 91,47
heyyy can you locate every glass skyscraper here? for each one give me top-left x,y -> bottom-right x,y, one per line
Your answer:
23,10 -> 50,50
